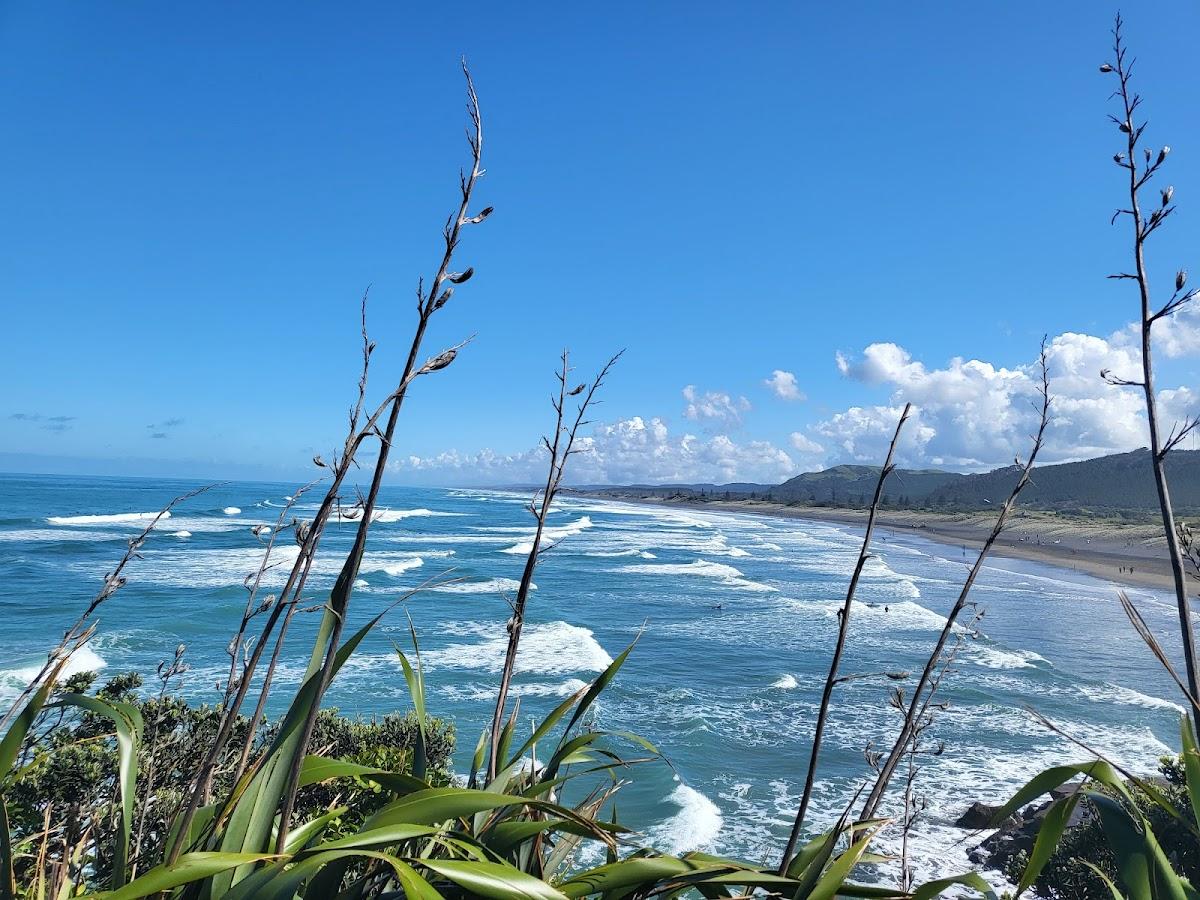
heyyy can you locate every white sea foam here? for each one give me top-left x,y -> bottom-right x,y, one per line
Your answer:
969,645 -> 1045,670
645,783 -> 723,853
365,558 -> 424,576
583,549 -> 657,559
0,528 -> 125,542
83,546 -> 434,589
139,516 -> 243,534
432,578 -> 534,594
421,621 -> 613,675
616,559 -> 775,592
441,677 -> 589,702
332,507 -> 466,523
0,646 -> 109,702
223,507 -> 241,515
388,534 -> 512,545
771,674 -> 799,690
47,511 -> 170,526
1079,682 -> 1186,713
810,598 -> 950,631
172,530 -> 192,538
499,516 -> 594,554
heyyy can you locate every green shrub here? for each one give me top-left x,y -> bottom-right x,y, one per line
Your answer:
4,670 -> 453,887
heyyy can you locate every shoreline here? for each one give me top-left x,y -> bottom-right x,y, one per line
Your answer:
568,491 -> 1180,593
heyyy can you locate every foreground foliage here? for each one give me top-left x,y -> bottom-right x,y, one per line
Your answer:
0,628 -> 996,899
1005,753 -> 1200,898
992,717 -> 1200,900
3,670 -> 455,890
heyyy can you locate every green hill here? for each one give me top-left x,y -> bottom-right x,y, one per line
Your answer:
774,465 -> 963,506
580,449 -> 1200,517
924,448 -> 1200,515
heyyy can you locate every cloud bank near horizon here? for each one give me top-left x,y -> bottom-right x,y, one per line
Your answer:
391,309 -> 1200,486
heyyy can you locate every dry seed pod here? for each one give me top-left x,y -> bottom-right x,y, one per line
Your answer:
447,268 -> 474,284
420,348 -> 458,374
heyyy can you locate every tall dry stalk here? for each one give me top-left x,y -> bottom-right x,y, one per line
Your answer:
271,64 -> 488,852
859,347 -> 1051,821
777,402 -> 911,872
166,62 -> 488,861
484,350 -> 620,782
1100,14 -> 1200,722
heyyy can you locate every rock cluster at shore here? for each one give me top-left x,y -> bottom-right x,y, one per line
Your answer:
957,783 -> 1089,873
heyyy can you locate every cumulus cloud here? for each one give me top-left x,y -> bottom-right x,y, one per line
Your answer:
1145,302 -> 1200,359
682,385 -> 750,428
395,416 -> 797,486
788,431 -> 825,463
764,369 -> 805,401
394,305 -> 1200,485
812,322 -> 1199,469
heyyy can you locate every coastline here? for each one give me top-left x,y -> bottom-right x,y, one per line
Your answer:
567,491 -> 1180,593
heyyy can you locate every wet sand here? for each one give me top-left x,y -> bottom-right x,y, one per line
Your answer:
568,492 -> 1185,594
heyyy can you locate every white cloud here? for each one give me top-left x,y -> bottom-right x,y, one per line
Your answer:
394,416 -> 797,486
682,385 -> 751,428
764,369 -> 805,401
1147,302 -> 1200,359
395,308 -> 1200,486
815,323 -> 1199,469
788,431 -> 825,461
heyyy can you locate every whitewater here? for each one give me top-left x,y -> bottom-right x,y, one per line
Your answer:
0,473 -> 1187,887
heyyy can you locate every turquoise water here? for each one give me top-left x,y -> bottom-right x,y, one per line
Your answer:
0,473 -> 1187,884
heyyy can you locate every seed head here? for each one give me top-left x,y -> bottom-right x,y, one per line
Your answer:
419,348 -> 458,374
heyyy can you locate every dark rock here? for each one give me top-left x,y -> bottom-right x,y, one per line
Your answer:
969,788 -> 1096,873
972,805 -> 1046,872
955,801 -> 1003,830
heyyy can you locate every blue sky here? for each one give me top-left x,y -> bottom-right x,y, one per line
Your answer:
3,1 -> 1199,485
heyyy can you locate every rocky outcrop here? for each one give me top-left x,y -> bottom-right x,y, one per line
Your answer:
954,801 -> 1002,830
961,783 -> 1089,872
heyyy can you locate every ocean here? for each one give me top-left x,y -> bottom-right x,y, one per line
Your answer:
0,472 -> 1187,887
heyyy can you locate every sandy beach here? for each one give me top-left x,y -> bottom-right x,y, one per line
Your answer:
569,491 -> 1187,594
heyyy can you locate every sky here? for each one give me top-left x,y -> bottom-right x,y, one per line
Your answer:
3,1 -> 1200,486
